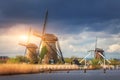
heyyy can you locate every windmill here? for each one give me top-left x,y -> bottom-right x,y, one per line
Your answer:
94,37 -> 111,67
33,10 -> 65,64
19,27 -> 38,63
94,37 -> 104,59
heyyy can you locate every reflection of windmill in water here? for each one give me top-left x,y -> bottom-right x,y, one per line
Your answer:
19,27 -> 38,63
33,10 -> 65,64
94,37 -> 104,59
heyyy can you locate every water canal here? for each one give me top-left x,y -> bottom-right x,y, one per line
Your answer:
0,70 -> 120,80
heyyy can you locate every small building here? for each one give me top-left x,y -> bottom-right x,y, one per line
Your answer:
0,56 -> 9,61
73,58 -> 81,65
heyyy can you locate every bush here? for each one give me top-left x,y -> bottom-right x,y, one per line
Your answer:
7,56 -> 29,64
64,58 -> 72,64
16,56 -> 29,63
90,59 -> 101,69
91,59 -> 100,65
7,58 -> 20,64
110,59 -> 120,65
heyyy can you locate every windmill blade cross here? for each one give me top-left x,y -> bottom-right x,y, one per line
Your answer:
98,52 -> 111,63
24,27 -> 32,56
38,10 -> 48,55
33,31 -> 42,38
27,27 -> 32,43
56,41 -> 65,63
42,9 -> 48,35
95,37 -> 98,50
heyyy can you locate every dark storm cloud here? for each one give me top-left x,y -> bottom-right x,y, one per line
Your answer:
0,0 -> 120,34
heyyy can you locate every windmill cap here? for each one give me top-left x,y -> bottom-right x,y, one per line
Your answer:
42,33 -> 58,41
95,48 -> 104,52
26,43 -> 38,48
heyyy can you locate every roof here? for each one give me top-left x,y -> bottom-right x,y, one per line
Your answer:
42,34 -> 58,41
26,43 -> 38,48
95,48 -> 104,52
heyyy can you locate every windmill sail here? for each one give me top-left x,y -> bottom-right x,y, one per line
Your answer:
57,41 -> 65,63
38,10 -> 48,60
27,27 -> 32,43
95,37 -> 97,50
42,10 -> 48,35
24,27 -> 31,56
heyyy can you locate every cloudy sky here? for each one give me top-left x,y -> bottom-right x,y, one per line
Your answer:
0,0 -> 120,59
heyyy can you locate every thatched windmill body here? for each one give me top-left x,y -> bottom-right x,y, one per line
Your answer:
34,10 -> 65,64
19,43 -> 38,63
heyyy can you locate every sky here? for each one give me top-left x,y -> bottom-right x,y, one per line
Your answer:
0,0 -> 120,59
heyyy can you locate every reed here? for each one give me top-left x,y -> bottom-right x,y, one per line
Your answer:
0,64 -> 79,75
0,64 -> 40,75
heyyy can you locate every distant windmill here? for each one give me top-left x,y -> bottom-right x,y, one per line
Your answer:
94,37 -> 104,59
19,27 -> 38,63
33,10 -> 65,64
80,37 -> 111,68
